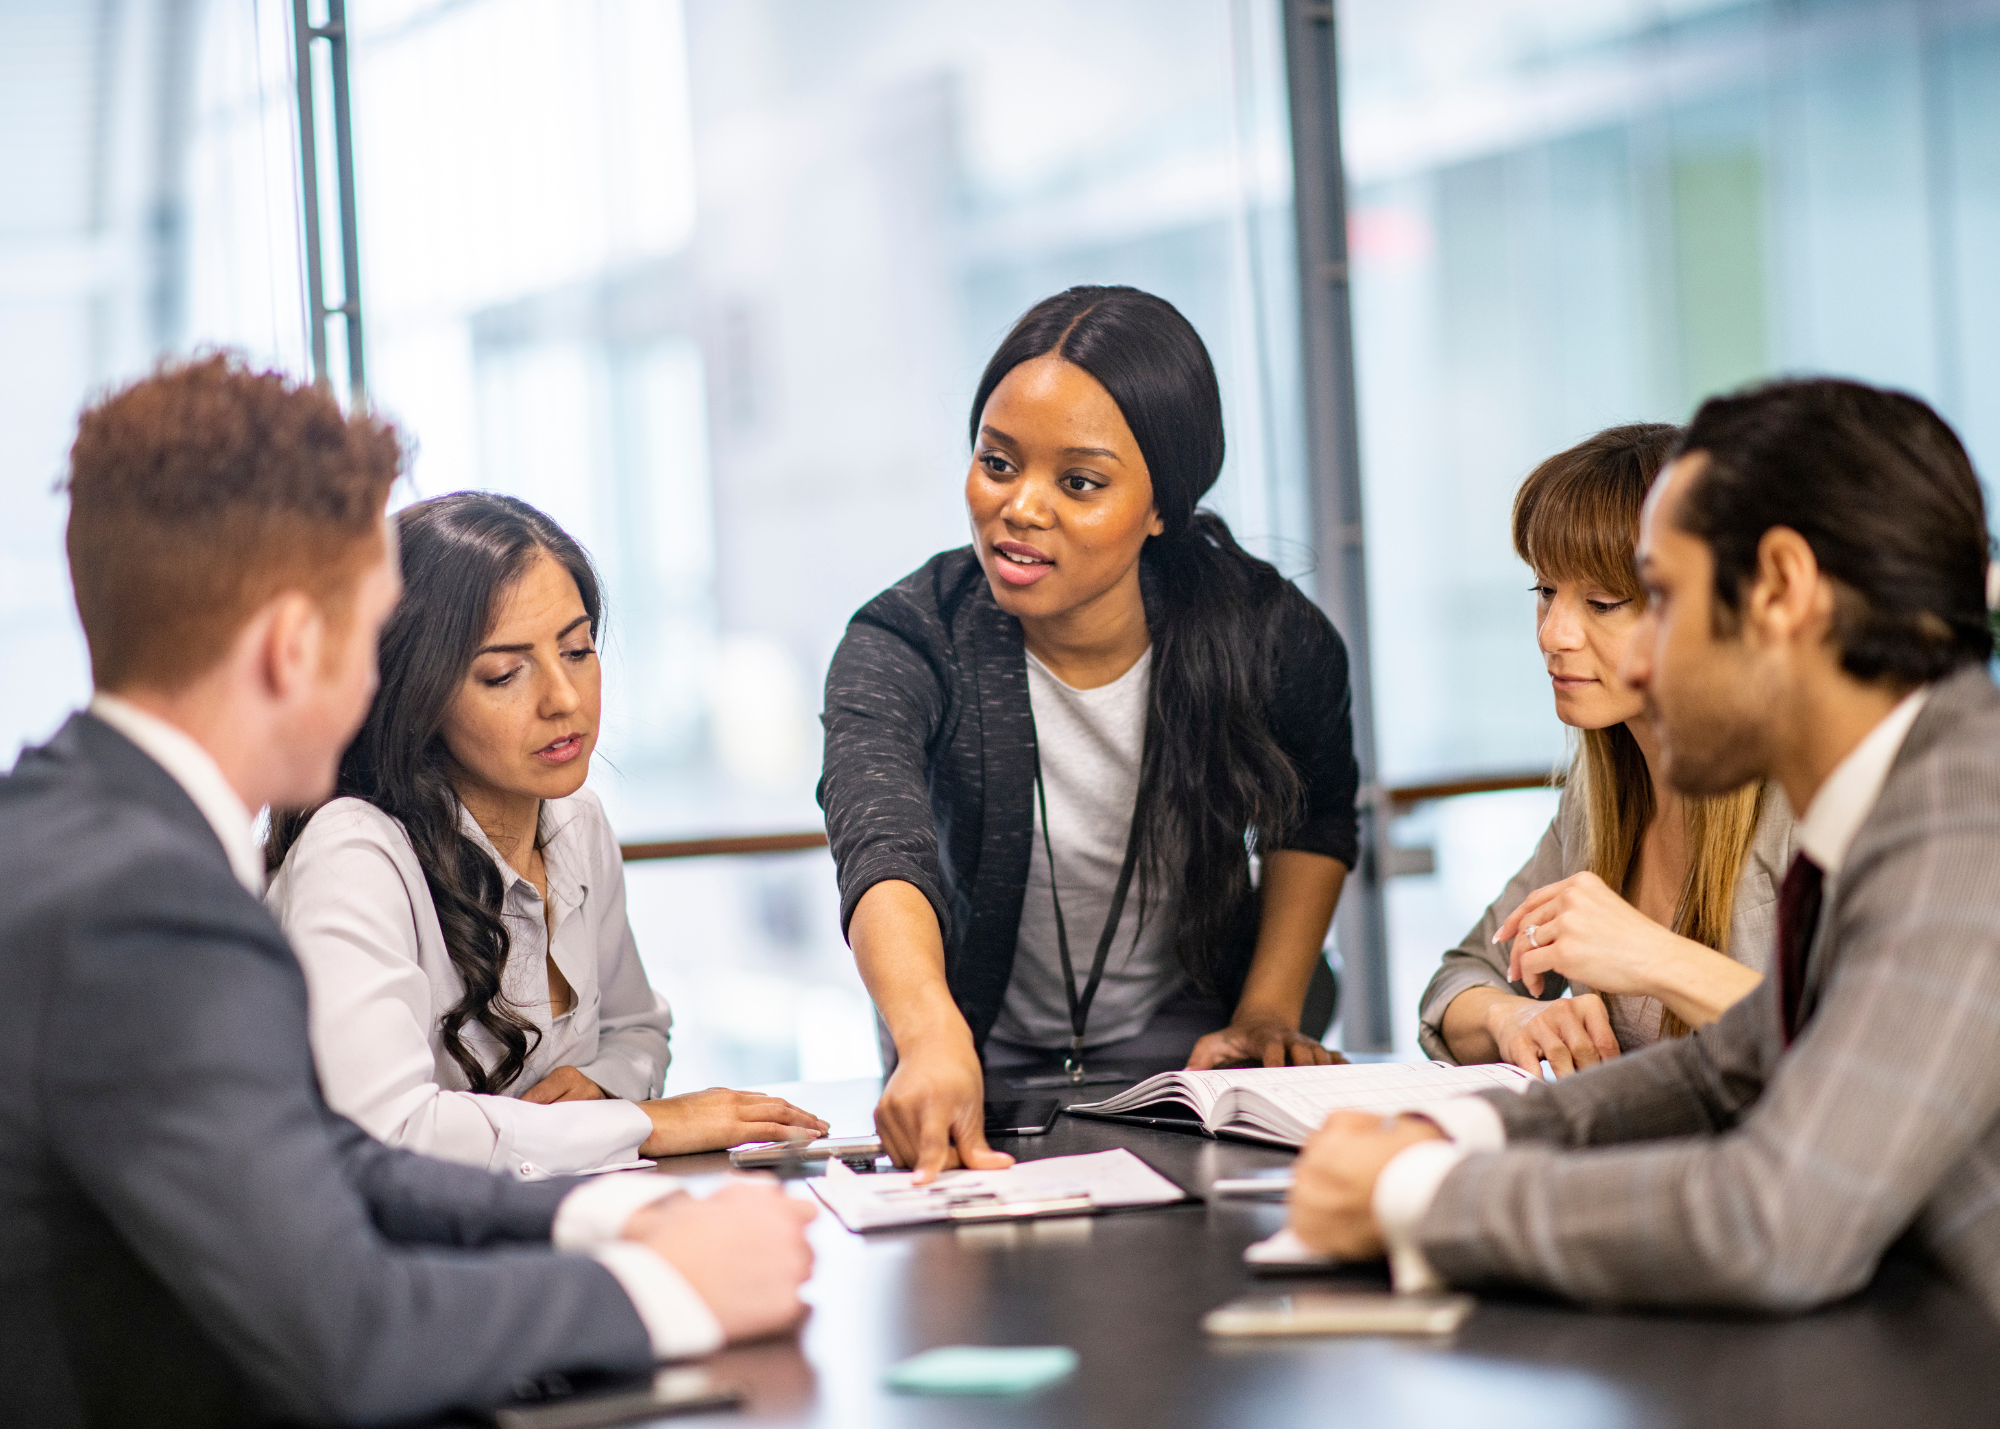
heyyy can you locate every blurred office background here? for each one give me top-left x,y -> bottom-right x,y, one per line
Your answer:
3,0 -> 1995,1078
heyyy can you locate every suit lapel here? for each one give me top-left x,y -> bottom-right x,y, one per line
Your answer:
1801,666 -> 1998,1025
61,713 -> 240,879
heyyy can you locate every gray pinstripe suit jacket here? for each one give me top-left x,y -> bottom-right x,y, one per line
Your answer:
1418,663 -> 2000,1318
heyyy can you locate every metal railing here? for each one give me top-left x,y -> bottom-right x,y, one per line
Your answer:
617,770 -> 1557,864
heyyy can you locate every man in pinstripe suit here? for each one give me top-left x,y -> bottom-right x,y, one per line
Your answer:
1290,377 -> 2000,1319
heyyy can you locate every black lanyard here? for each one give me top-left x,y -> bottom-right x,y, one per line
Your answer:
1033,748 -> 1145,1082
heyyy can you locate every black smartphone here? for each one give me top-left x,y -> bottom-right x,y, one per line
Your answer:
984,1097 -> 1062,1137
490,1369 -> 745,1429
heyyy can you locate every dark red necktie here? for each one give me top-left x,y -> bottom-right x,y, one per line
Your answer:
1776,852 -> 1825,1044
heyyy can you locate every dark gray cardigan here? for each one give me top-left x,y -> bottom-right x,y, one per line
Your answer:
818,546 -> 1362,1049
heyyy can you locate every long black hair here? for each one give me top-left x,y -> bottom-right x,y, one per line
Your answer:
970,285 -> 1305,991
267,492 -> 604,1093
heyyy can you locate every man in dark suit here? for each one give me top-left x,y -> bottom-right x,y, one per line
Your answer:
1288,377 -> 2000,1320
0,356 -> 816,1427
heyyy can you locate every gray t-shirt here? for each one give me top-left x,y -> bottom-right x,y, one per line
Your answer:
991,648 -> 1181,1050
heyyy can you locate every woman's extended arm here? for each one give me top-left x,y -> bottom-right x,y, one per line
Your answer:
1187,850 -> 1348,1068
820,603 -> 1016,1181
851,879 -> 1014,1183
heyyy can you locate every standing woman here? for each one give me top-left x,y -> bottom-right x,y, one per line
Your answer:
267,494 -> 825,1177
821,286 -> 1362,1178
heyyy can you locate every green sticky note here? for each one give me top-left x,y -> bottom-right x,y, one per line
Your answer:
885,1345 -> 1079,1396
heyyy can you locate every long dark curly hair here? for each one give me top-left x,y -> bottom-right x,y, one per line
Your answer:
970,285 -> 1307,993
268,492 -> 603,1092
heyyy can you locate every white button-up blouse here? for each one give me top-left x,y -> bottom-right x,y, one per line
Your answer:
266,789 -> 669,1177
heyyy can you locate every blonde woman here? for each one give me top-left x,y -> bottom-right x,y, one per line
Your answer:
1418,424 -> 1796,1076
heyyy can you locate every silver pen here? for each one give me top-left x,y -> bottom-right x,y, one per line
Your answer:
729,1135 -> 883,1171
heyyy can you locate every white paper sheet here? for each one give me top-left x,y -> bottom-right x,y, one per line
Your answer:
810,1147 -> 1186,1233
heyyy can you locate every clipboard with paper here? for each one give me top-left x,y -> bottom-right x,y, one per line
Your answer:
808,1148 -> 1189,1233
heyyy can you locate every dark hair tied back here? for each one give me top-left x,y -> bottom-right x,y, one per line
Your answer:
971,286 -> 1305,989
268,493 -> 604,1093
1674,377 -> 1992,685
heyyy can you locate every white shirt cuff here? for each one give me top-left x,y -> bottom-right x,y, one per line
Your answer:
553,1170 -> 686,1250
588,1241 -> 725,1360
1373,1139 -> 1469,1294
1405,1095 -> 1508,1153
500,1099 -> 657,1181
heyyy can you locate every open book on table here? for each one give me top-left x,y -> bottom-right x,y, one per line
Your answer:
1065,1061 -> 1538,1148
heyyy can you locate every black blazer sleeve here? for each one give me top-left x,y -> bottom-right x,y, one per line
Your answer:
818,595 -> 956,943
39,849 -> 652,1425
1265,588 -> 1362,867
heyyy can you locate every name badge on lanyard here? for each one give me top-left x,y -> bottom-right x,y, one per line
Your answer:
1033,747 -> 1144,1083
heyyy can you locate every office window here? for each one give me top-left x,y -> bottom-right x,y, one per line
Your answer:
21,2 -> 1984,1067
340,0 -> 1308,1084
0,0 -> 1308,1084
0,0 -> 309,760
1339,0 -> 2000,1051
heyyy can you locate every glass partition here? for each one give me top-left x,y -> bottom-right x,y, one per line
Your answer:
1338,0 -> 2000,1052
0,0 -> 1310,1084
335,0 -> 1313,1081
20,1 -> 1982,1068
0,0 -> 308,763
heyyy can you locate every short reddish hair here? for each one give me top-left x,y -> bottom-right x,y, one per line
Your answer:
65,353 -> 402,691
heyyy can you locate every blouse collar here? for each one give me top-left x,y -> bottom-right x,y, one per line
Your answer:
454,794 -> 592,917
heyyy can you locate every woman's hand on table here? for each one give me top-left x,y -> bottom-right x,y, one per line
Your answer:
1483,990 -> 1619,1077
873,1032 -> 1014,1185
1187,1016 -> 1346,1069
637,1088 -> 828,1157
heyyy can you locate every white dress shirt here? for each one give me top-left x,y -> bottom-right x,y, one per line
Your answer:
1374,685 -> 1933,1292
83,697 -> 722,1360
266,790 -> 669,1178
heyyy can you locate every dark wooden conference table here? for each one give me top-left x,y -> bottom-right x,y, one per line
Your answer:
602,1073 -> 2000,1429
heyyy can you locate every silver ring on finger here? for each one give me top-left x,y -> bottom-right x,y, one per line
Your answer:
1526,924 -> 1540,948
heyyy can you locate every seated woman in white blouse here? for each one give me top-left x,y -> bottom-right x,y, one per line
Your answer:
266,492 -> 826,1177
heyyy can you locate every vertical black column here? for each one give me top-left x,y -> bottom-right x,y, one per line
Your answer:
292,0 -> 367,409
1281,0 -> 1391,1053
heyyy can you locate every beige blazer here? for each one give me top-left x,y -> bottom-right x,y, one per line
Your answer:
1416,777 -> 1796,1062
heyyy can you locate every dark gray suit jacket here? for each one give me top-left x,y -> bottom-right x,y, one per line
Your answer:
1420,664 -> 2000,1318
0,714 -> 653,1427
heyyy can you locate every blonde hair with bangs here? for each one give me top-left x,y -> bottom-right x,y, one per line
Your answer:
1514,424 -> 1765,1040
